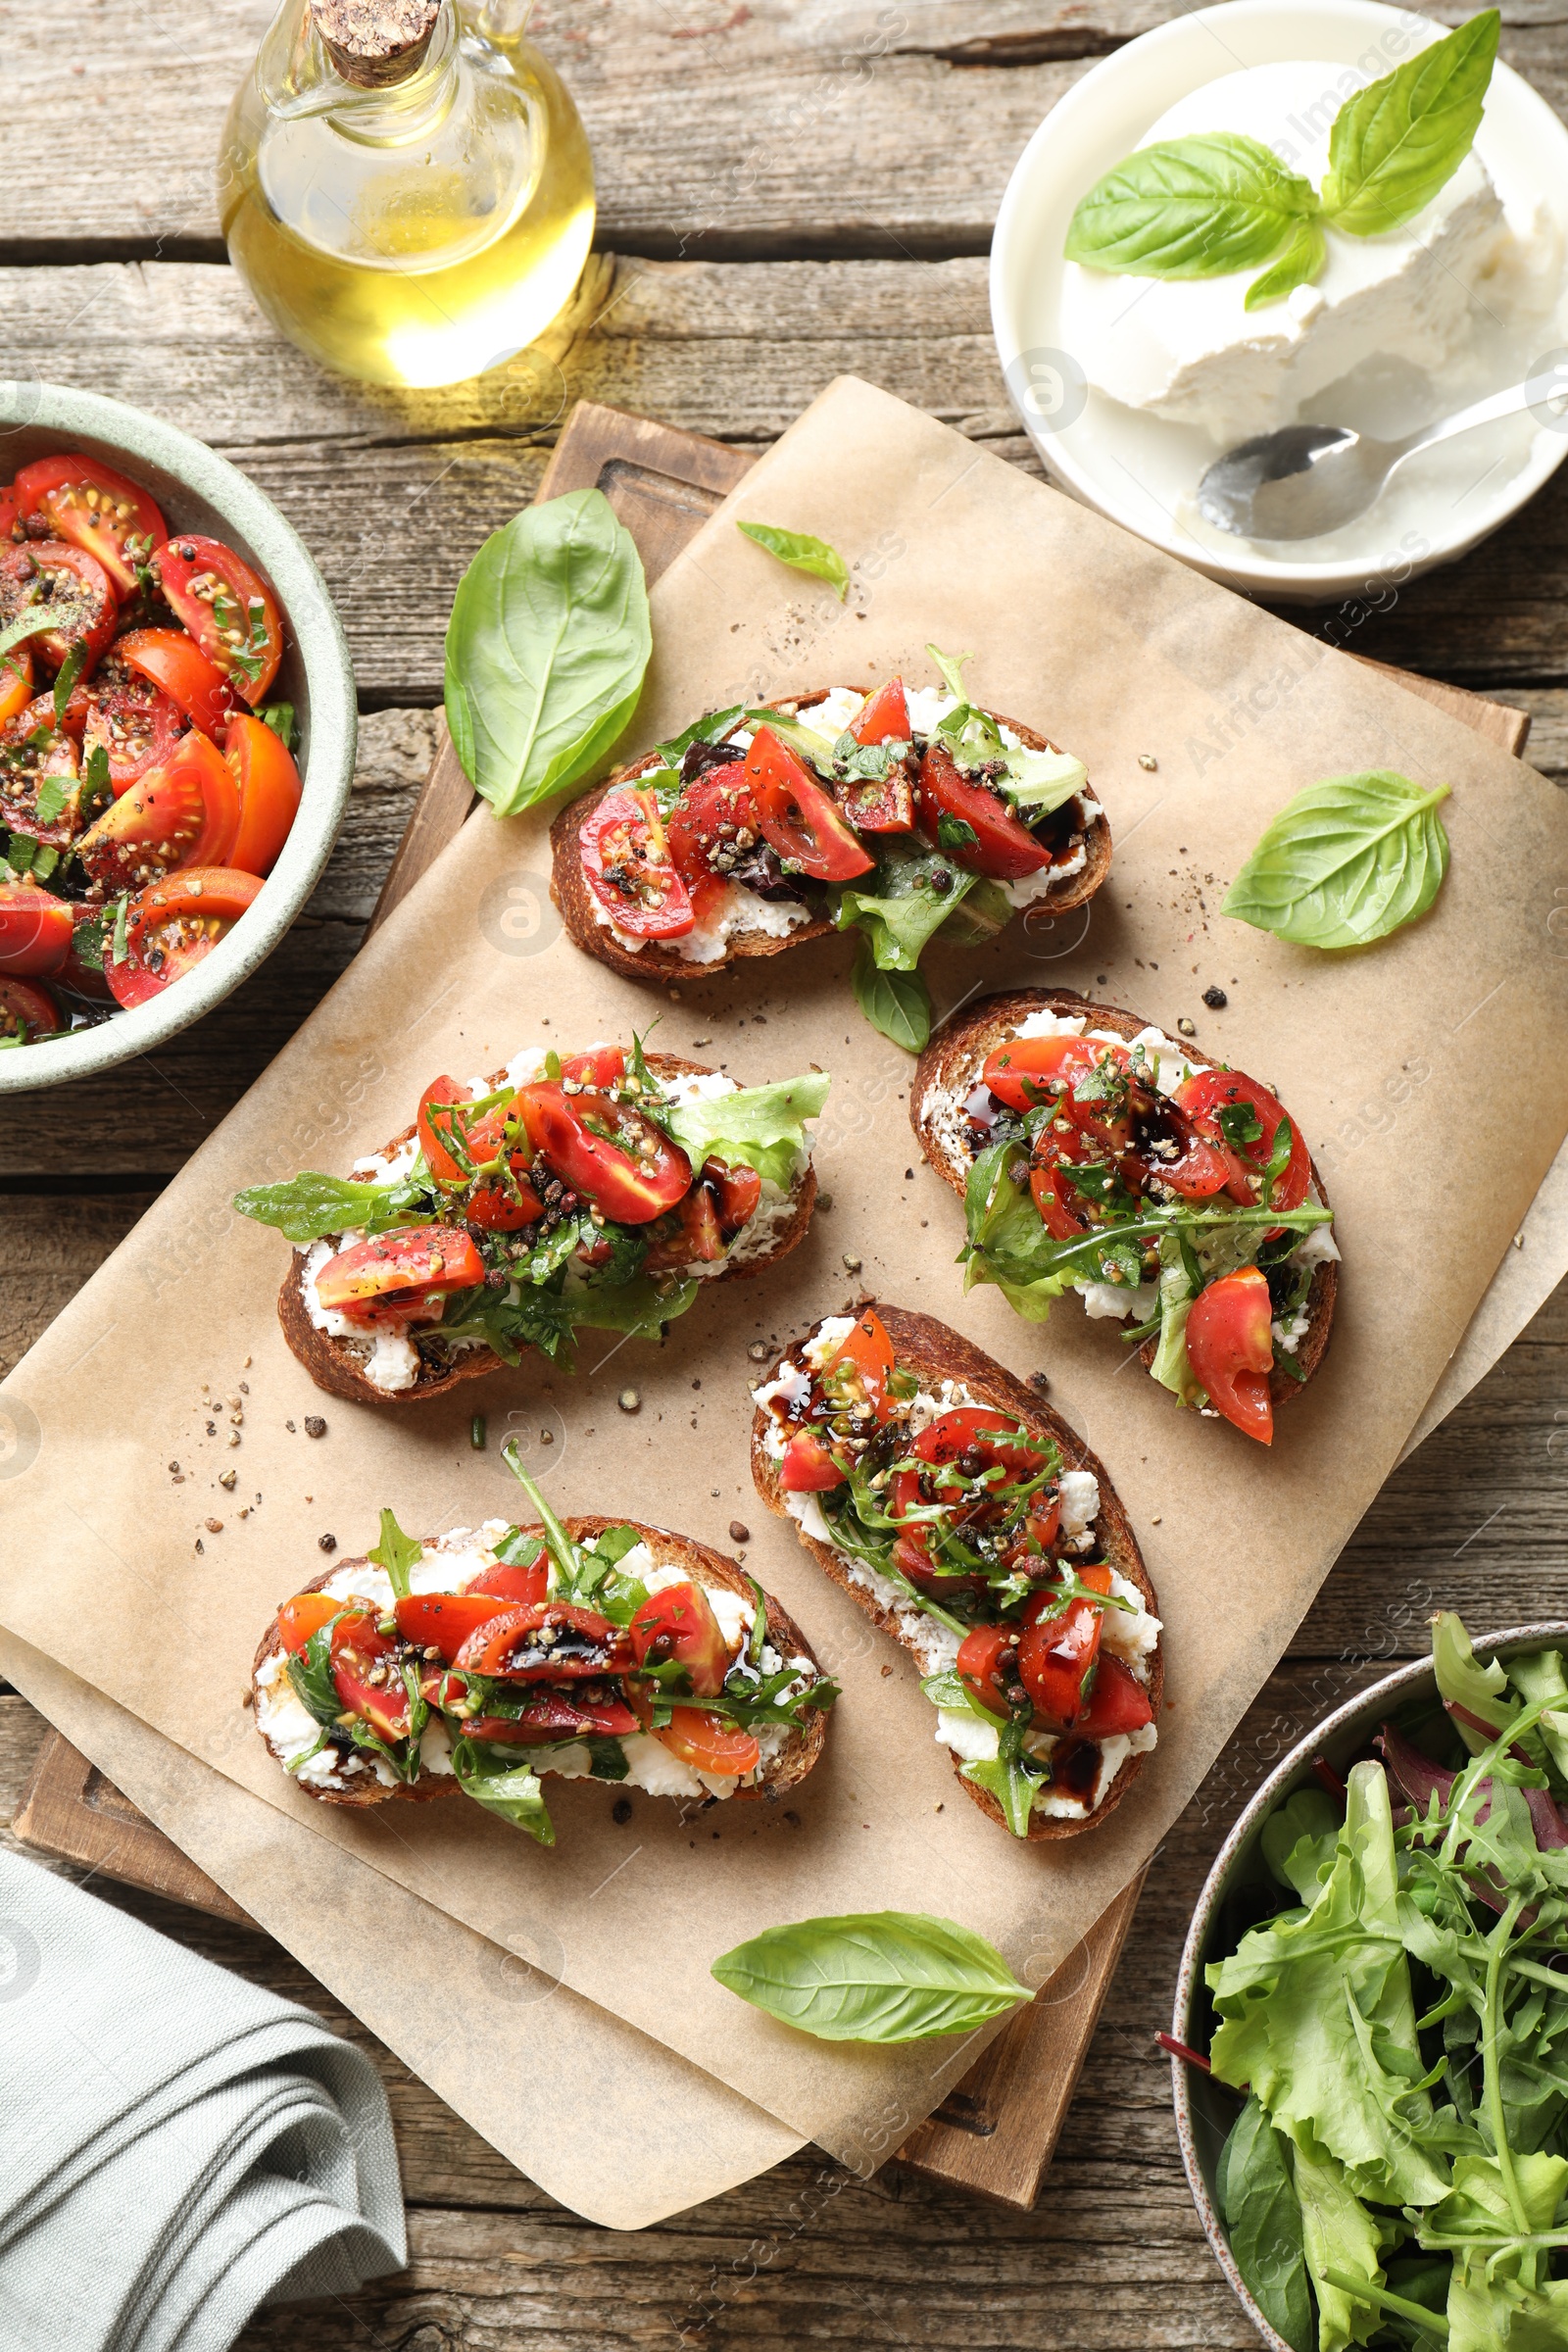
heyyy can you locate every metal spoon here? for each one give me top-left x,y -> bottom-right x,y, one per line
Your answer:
1197,364 -> 1568,541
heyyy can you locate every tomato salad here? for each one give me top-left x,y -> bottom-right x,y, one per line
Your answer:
573,647 -> 1102,997
920,1004 -> 1339,1445
0,450 -> 302,1049
753,1308 -> 1162,1833
234,1039 -> 830,1396
252,1476 -> 836,1843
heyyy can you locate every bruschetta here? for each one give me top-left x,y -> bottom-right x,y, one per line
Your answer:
910,991 -> 1338,1445
549,651 -> 1110,1004
751,1302 -> 1161,1840
252,1477 -> 835,1844
234,1039 -> 828,1403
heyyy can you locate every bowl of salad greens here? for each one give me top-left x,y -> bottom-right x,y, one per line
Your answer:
1173,1614 -> 1568,2352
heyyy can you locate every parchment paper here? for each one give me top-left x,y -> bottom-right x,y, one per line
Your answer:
0,1634 -> 803,2231
4,377 -> 1567,2173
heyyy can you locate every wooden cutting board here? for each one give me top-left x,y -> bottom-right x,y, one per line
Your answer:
11,399 -> 1530,2211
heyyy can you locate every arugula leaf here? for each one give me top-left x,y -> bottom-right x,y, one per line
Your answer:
444,488 -> 652,818
1321,12 -> 1499,238
1431,1608 -> 1511,1754
368,1507 -> 422,1601
926,644 -> 973,706
1064,132 -> 1321,281
661,1069 -> 829,1189
736,520 -> 850,602
449,1737 -> 555,1845
834,840 -> 977,973
0,611 -> 69,665
1223,771 -> 1452,951
500,1447 -> 580,1591
1216,2099 -> 1314,2352
652,704 -> 747,771
851,935 -> 931,1053
710,1911 -> 1031,2042
962,1750 -> 1040,1839
51,642 -> 85,727
495,1526 -> 545,1572
231,1172 -> 406,1244
286,1616 -> 351,1731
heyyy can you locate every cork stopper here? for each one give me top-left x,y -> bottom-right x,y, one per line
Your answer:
311,0 -> 443,86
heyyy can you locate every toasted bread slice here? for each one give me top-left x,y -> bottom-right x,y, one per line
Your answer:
550,687 -> 1111,984
276,1051 -> 816,1406
751,1302 -> 1161,1841
910,989 -> 1337,1408
252,1516 -> 828,1813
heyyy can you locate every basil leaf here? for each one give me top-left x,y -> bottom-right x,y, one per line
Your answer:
368,1506 -> 422,1601
287,1617 -> 351,1730
1222,770 -> 1451,950
232,1172 -> 404,1244
591,1524 -> 645,1570
851,934 -> 931,1052
449,1737 -> 556,1845
0,611 -> 66,665
1064,133 -> 1319,280
1244,218 -> 1327,314
735,521 -> 850,603
52,642 -> 85,727
1321,10 -> 1499,238
257,701 -> 297,750
444,487 -> 652,818
586,1738 -> 629,1782
710,1911 -> 1032,2042
495,1526 -> 545,1572
1217,2098 -> 1314,2352
653,704 -> 746,771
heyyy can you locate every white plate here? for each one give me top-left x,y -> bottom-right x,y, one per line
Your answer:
989,0 -> 1568,604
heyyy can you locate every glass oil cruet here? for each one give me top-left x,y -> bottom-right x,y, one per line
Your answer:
220,0 -> 595,389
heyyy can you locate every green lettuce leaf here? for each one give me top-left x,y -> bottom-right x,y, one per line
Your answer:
662,1070 -> 829,1189
1292,2135 -> 1385,2352
1432,1610 -> 1511,1754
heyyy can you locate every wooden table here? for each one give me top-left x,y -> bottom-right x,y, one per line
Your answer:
5,5 -> 1567,2343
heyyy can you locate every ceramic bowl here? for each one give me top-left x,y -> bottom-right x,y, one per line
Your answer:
989,0 -> 1568,604
0,381 -> 357,1092
1170,1621 -> 1568,2348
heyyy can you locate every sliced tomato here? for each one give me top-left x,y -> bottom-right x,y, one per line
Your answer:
0,641 -> 31,729
278,1592 -> 345,1656
105,865 -> 264,1009
1028,1121 -> 1099,1243
917,740 -> 1049,881
818,1305 -> 898,1426
416,1076 -> 543,1229
1016,1564 -> 1111,1736
224,711 -> 301,876
77,730 -> 240,894
848,677 -> 910,746
467,1690 -> 639,1742
1185,1265 -> 1275,1446
562,1046 -> 625,1089
394,1590 -> 514,1661
331,1618 -> 411,1742
580,786 -> 694,939
155,534 -> 282,704
627,1684 -> 760,1778
0,976 -> 62,1044
0,884 -> 72,977
465,1553 -> 549,1606
983,1032 -> 1102,1116
891,1407 -> 1054,1589
645,1180 -> 725,1271
454,1600 -> 630,1683
955,1623 -> 1019,1721
516,1082 -> 692,1225
0,542 -> 117,676
313,1224 -> 484,1326
0,714 -> 80,849
0,485 -> 18,542
745,727 -> 873,881
705,1157 -> 761,1234
416,1075 -> 472,1183
1141,1105 -> 1239,1202
116,627 -> 238,740
1075,1652 -> 1153,1740
666,765 -> 760,891
1174,1068 -> 1310,1215
628,1580 -> 731,1698
14,456 -> 167,597
82,660 -> 187,795
779,1429 -> 845,1492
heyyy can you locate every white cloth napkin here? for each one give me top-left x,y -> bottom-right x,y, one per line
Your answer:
0,1849 -> 406,2352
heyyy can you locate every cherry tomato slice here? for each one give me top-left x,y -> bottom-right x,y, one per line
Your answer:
0,975 -> 62,1043
13,456 -> 167,597
818,1305 -> 898,1426
955,1623 -> 1019,1721
0,542 -> 116,677
0,641 -> 31,729
224,711 -> 301,876
416,1076 -> 543,1230
1174,1068 -> 1310,1215
561,1046 -> 625,1089
82,659 -> 187,796
983,1033 -> 1102,1115
0,486 -> 18,542
277,1592 -> 346,1656
779,1429 -> 845,1492
116,627 -> 238,741
1016,1564 -> 1111,1735
394,1591 -> 515,1662
467,1690 -> 640,1742
77,730 -> 240,894
665,765 -> 760,894
1075,1652 -> 1153,1740
580,787 -> 694,938
644,1180 -> 725,1272
848,677 -> 910,747
626,1684 -> 760,1778
331,1618 -> 411,1742
454,1601 -> 631,1683
917,740 -> 1049,881
465,1554 -> 549,1606
704,1157 -> 761,1235
314,1224 -> 485,1326
416,1075 -> 471,1183
891,1407 -> 1054,1588
106,864 -> 266,1008
1028,1120 -> 1100,1243
1185,1265 -> 1275,1446
154,534 -> 283,704
0,710 -> 80,849
628,1580 -> 731,1698
517,1083 -> 692,1225
745,727 -> 873,881
0,884 -> 72,977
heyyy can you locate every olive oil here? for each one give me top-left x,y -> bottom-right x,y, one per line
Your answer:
220,0 -> 595,389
